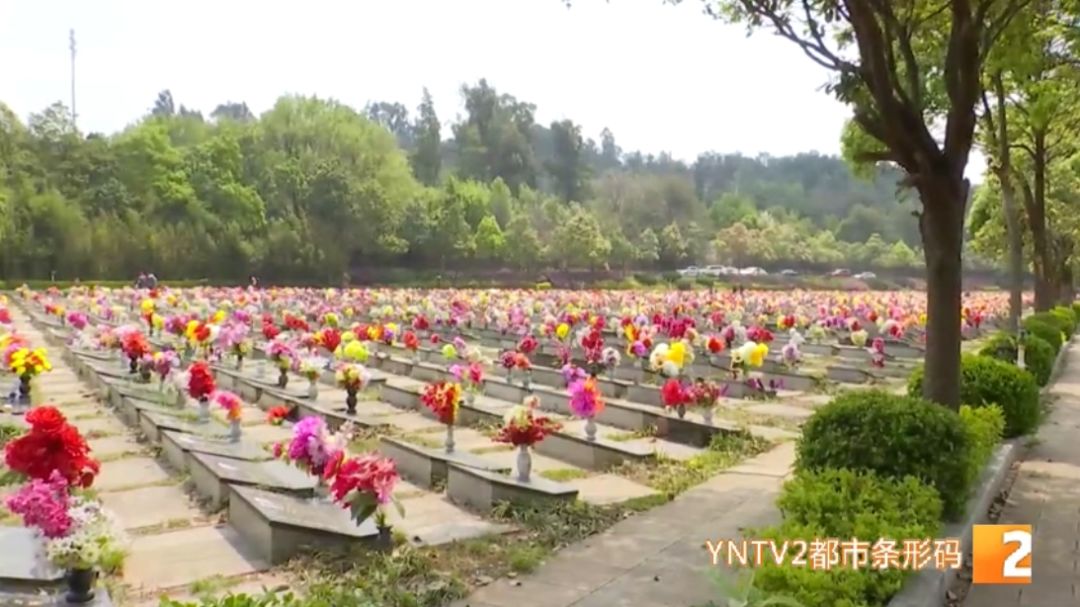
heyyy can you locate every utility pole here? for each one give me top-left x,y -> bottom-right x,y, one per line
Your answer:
69,29 -> 77,128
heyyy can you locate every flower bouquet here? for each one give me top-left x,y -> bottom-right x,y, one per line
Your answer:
299,358 -> 324,399
136,353 -> 155,384
601,347 -> 621,381
187,361 -> 216,422
560,363 -> 587,388
266,405 -> 290,426
4,406 -> 99,488
215,391 -> 244,441
329,453 -> 404,549
66,312 -> 88,331
661,378 -> 692,419
273,416 -> 352,494
267,340 -> 295,388
5,471 -> 73,538
449,362 -> 483,405
689,378 -> 724,424
868,337 -> 886,368
421,381 -> 462,453
402,330 -> 420,362
568,377 -> 604,442
6,346 -> 52,407
45,498 -> 127,603
335,363 -> 371,414
494,396 -> 561,482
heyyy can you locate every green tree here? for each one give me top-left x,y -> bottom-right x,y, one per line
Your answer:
411,88 -> 442,186
474,215 -> 506,262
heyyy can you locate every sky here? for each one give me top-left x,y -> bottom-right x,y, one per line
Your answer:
0,0 -> 984,174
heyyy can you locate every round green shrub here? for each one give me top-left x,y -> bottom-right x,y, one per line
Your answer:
1050,306 -> 1077,334
1072,302 -> 1080,322
1023,316 -> 1063,353
978,331 -> 1054,386
908,354 -> 1039,438
797,390 -> 970,519
753,469 -> 943,607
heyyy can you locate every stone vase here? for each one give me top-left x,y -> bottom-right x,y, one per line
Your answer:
516,444 -> 532,482
235,355 -> 244,371
277,368 -> 288,389
465,390 -> 476,405
257,362 -> 266,379
445,423 -> 455,453
522,370 -> 532,391
375,524 -> 393,552
346,389 -> 358,415
229,419 -> 241,442
702,407 -> 714,425
197,397 -> 210,423
65,567 -> 97,604
585,417 -> 597,442
307,379 -> 318,399
677,404 -> 686,419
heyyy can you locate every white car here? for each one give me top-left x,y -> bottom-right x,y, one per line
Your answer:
677,266 -> 700,277
739,267 -> 768,276
854,271 -> 877,280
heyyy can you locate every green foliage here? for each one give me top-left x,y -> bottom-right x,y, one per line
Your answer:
1050,306 -> 1077,334
797,390 -> 970,518
751,470 -> 942,607
908,355 -> 1039,438
979,331 -> 1054,386
959,405 -> 1006,491
0,423 -> 23,448
1023,316 -> 1064,353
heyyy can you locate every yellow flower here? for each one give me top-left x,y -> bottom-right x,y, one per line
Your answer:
341,340 -> 369,362
151,314 -> 164,329
555,323 -> 570,340
211,310 -> 226,325
184,320 -> 200,340
366,325 -> 381,341
749,343 -> 768,368
324,312 -> 340,327
341,331 -> 356,343
666,342 -> 687,368
140,299 -> 155,314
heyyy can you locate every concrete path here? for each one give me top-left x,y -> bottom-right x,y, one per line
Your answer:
963,337 -> 1080,607
450,442 -> 795,607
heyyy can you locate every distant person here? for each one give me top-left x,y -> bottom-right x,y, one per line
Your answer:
135,273 -> 147,288
147,273 -> 158,288
249,275 -> 259,288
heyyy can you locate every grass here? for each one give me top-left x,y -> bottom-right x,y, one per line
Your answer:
618,431 -> 773,498
606,425 -> 658,442
189,574 -> 238,598
539,468 -> 589,482
0,423 -> 22,448
470,445 -> 513,455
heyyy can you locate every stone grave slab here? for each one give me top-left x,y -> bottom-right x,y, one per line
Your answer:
95,457 -> 174,492
0,528 -> 64,588
87,435 -> 142,460
124,525 -> 268,591
744,403 -> 814,420
161,430 -> 269,472
446,463 -> 578,511
188,451 -> 315,510
139,410 -> 227,444
100,484 -> 202,530
0,589 -> 114,606
379,436 -> 511,489
228,485 -> 379,565
379,493 -> 513,546
70,415 -> 126,438
569,474 -> 660,506
238,423 -> 293,446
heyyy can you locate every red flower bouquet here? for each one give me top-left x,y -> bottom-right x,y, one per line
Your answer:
402,330 -> 419,352
420,381 -> 461,425
262,322 -> 280,341
495,399 -> 561,446
661,378 -> 692,408
316,328 -> 342,354
266,405 -> 290,426
121,331 -> 150,361
187,361 -> 216,400
4,406 -> 100,488
330,453 -> 403,527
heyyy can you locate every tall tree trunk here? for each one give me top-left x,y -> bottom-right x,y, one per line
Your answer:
1000,179 -> 1024,331
918,175 -> 967,410
1032,130 -> 1053,311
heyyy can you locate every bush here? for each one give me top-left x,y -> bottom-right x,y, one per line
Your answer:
752,469 -> 942,607
908,355 -> 1039,438
978,331 -> 1054,386
1050,306 -> 1077,334
797,390 -> 970,518
634,273 -> 659,286
1072,302 -> 1080,322
1024,315 -> 1065,352
675,278 -> 694,291
959,405 -> 1005,491
696,276 -> 716,288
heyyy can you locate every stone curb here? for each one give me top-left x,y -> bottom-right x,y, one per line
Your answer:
886,438 -> 1021,607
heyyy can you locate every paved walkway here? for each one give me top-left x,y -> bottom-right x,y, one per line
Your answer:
964,336 -> 1080,607
451,442 -> 794,607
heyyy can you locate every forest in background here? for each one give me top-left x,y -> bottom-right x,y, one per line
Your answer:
0,80 -> 959,283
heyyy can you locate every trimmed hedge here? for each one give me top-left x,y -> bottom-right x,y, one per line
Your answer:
1022,316 -> 1063,353
797,390 -> 970,518
908,354 -> 1039,438
753,469 -> 943,607
1050,306 -> 1077,334
978,331 -> 1054,386
959,405 -> 1006,491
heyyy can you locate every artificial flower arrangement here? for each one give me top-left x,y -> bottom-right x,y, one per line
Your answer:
300,358 -> 324,382
4,406 -> 100,488
44,496 -> 127,573
272,416 -> 353,482
421,381 -> 462,452
266,405 -> 290,426
499,350 -> 532,388
7,346 -> 52,404
315,327 -> 342,355
806,323 -> 828,343
215,391 -> 244,440
336,363 -> 371,414
649,341 -> 692,378
601,347 -> 621,379
329,452 -> 404,543
66,311 -> 88,331
267,340 -> 296,388
561,363 -> 587,387
136,353 -> 155,383
187,361 -> 216,404
402,330 -> 420,361
337,339 -> 369,364
706,335 -> 725,356
494,396 -> 561,483
689,378 -> 724,424
869,337 -> 886,368
781,330 -> 804,368
661,377 -> 692,418
449,362 -> 484,403
568,377 -> 604,441
850,329 -> 869,348
729,341 -> 768,380
121,330 -> 150,373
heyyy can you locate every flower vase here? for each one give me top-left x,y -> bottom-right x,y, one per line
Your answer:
197,397 -> 210,423
235,355 -> 244,371
313,478 -> 329,501
277,368 -> 288,389
522,370 -> 532,391
307,379 -> 318,399
465,390 -> 476,405
516,445 -> 532,482
174,388 -> 186,408
17,375 -> 31,403
585,417 -> 597,442
345,389 -> 358,415
65,567 -> 97,604
256,362 -> 266,379
702,407 -> 714,425
445,423 -> 455,453
607,367 -> 615,382
412,351 -> 420,364
676,404 -> 686,419
128,357 -> 138,375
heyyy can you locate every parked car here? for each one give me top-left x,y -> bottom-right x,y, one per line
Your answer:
677,266 -> 700,277
854,271 -> 877,280
739,267 -> 768,276
702,265 -> 726,277
829,269 -> 851,277
779,269 -> 798,276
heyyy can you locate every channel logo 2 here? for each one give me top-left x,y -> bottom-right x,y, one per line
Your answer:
972,525 -> 1033,584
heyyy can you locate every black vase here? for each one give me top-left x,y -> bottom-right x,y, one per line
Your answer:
278,368 -> 288,389
139,369 -> 152,383
346,389 -> 358,415
65,567 -> 96,604
375,525 -> 393,551
17,376 -> 30,402
128,358 -> 138,374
